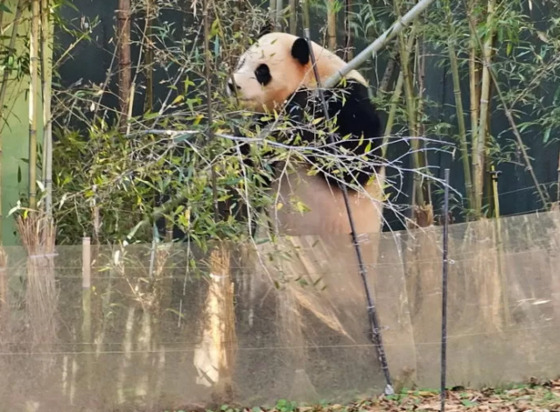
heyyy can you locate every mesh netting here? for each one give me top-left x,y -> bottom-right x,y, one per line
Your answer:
0,211 -> 559,410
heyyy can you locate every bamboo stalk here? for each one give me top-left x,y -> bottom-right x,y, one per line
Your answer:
269,0 -> 277,28
327,0 -> 337,52
289,0 -> 297,34
145,0 -> 154,113
397,27 -> 416,138
276,0 -> 283,31
40,0 -> 53,216
394,9 -> 423,206
117,0 -> 132,131
324,0 -> 436,88
343,0 -> 353,60
416,32 -> 425,138
382,70 -> 404,158
473,0 -> 496,218
445,0 -> 474,213
468,0 -> 480,140
302,0 -> 310,32
29,0 -> 41,210
203,0 -> 218,220
379,55 -> 397,94
416,27 -> 432,207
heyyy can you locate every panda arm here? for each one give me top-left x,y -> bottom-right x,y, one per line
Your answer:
282,81 -> 383,187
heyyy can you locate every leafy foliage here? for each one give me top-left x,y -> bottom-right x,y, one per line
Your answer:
49,0 -> 560,245
52,0 -> 276,245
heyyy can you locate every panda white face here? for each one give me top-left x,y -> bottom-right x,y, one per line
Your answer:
228,33 -> 309,112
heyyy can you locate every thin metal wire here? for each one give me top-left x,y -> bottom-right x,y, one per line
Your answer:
440,168 -> 450,411
1,322 -> 555,352
303,28 -> 393,395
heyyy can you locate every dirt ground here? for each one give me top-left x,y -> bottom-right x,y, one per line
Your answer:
174,378 -> 560,412
336,380 -> 560,411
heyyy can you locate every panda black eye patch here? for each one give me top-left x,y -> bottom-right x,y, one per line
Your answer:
254,64 -> 271,86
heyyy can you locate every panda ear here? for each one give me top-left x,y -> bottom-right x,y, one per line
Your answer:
257,20 -> 274,38
291,38 -> 310,65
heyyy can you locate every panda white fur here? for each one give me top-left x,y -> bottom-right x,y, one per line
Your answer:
228,32 -> 385,237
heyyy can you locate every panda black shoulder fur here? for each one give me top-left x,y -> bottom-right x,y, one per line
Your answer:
230,32 -> 385,237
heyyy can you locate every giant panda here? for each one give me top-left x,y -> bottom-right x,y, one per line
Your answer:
228,32 -> 386,237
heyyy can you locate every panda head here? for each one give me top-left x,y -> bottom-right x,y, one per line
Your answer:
228,32 -> 367,113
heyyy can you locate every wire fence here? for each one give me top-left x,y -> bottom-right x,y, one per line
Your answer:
0,210 -> 559,410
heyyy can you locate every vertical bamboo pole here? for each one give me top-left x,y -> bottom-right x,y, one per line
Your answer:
343,0 -> 353,60
394,6 -> 423,207
416,33 -> 425,139
473,0 -> 496,218
416,31 -> 432,207
379,56 -> 397,94
289,0 -> 297,34
327,0 -> 337,51
29,0 -> 41,209
276,0 -> 284,31
302,0 -> 310,33
445,0 -> 474,212
117,0 -> 132,131
397,28 -> 416,139
203,0 -> 219,221
382,70 -> 404,158
468,0 -> 481,142
144,0 -> 154,113
40,0 -> 53,216
269,0 -> 277,28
